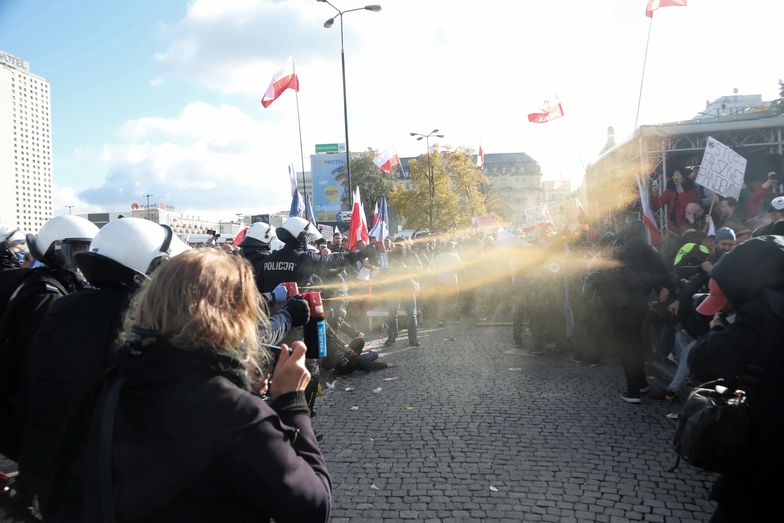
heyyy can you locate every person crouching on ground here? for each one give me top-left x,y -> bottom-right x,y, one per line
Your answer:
46,249 -> 331,522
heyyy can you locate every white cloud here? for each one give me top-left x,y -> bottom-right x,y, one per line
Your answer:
77,102 -> 298,219
72,0 -> 784,219
150,0 -> 784,187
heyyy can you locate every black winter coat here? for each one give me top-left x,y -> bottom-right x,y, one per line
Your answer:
47,338 -> 331,522
688,236 -> 784,515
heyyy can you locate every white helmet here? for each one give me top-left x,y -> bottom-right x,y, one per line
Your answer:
26,215 -> 99,271
239,222 -> 276,248
76,217 -> 190,288
269,238 -> 284,252
1,224 -> 26,245
276,217 -> 322,247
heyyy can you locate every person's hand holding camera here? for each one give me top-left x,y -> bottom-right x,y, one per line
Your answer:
282,295 -> 310,327
269,341 -> 310,399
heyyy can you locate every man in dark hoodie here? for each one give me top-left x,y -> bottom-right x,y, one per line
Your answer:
689,235 -> 784,522
593,222 -> 673,403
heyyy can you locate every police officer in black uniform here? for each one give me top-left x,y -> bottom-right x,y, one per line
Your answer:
259,217 -> 364,292
258,217 -> 366,420
0,215 -> 98,461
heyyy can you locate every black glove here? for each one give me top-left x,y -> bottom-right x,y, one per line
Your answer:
282,295 -> 310,327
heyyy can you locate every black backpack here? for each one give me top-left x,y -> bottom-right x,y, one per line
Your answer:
670,379 -> 752,474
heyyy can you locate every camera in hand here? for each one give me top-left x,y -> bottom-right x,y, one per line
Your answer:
206,229 -> 220,238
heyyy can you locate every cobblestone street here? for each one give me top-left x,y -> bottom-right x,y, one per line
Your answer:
315,323 -> 716,522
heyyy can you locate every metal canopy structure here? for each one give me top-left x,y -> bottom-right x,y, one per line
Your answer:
585,111 -> 784,233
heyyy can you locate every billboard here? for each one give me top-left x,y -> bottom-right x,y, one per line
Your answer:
311,153 -> 347,223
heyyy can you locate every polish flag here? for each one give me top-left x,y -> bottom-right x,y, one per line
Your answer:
476,145 -> 485,170
372,201 -> 379,228
347,187 -> 369,251
261,56 -> 299,108
373,148 -> 401,173
637,176 -> 661,245
527,101 -> 564,124
232,226 -> 249,248
646,0 -> 687,17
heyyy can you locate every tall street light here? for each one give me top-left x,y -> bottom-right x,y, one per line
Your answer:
319,0 -> 382,206
410,129 -> 443,231
143,193 -> 153,222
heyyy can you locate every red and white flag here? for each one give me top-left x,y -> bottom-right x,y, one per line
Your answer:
261,56 -> 299,108
347,186 -> 369,251
476,145 -> 485,170
645,0 -> 687,17
527,100 -> 564,124
637,176 -> 661,244
373,148 -> 401,174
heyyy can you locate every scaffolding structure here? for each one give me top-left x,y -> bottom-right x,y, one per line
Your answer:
585,112 -> 784,234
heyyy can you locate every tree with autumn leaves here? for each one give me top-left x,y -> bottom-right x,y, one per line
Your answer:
389,146 -> 497,231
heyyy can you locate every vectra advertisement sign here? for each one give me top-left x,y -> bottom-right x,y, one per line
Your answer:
311,154 -> 347,223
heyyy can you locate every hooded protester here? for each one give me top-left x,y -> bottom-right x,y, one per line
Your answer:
592,221 -> 673,403
689,235 -> 784,521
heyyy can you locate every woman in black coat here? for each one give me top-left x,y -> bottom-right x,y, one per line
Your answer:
47,248 -> 331,522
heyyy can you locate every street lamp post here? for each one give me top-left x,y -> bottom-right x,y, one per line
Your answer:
410,129 -> 444,231
319,1 -> 382,206
143,193 -> 153,222
65,205 -> 74,215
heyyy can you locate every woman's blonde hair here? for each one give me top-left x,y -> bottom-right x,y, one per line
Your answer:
120,248 -> 267,365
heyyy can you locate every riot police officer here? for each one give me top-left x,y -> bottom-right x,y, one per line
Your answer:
0,215 -> 98,460
259,217 -> 364,293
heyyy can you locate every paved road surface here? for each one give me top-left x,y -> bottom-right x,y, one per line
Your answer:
315,322 -> 716,522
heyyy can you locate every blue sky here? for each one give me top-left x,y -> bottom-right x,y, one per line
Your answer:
1,0 -> 782,220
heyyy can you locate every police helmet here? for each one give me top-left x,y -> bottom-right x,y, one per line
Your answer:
240,222 -> 276,248
276,217 -> 322,247
26,216 -> 99,272
75,217 -> 190,288
1,225 -> 26,245
269,238 -> 285,252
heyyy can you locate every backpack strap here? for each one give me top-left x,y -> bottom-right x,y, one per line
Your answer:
98,372 -> 124,523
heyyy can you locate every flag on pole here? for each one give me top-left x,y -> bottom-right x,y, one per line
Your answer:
645,0 -> 687,17
261,56 -> 300,108
288,165 -> 304,217
476,145 -> 485,170
369,196 -> 389,243
372,201 -> 379,228
637,176 -> 661,244
528,100 -> 565,124
373,148 -> 401,174
347,187 -> 369,251
232,226 -> 249,248
304,191 -> 317,227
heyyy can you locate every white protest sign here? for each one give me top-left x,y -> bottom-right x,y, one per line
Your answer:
522,206 -> 544,227
318,224 -> 333,238
695,137 -> 746,200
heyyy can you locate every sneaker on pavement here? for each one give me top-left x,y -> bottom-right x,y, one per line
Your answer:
620,391 -> 641,404
383,338 -> 395,348
651,388 -> 677,401
409,340 -> 420,347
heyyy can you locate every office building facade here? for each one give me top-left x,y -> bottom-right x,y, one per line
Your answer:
0,50 -> 53,233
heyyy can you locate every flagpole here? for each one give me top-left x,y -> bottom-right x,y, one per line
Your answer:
292,59 -> 308,200
634,17 -> 654,130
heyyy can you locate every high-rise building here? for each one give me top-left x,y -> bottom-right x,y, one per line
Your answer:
0,50 -> 53,233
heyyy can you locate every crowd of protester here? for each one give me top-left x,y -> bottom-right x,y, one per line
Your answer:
0,164 -> 782,520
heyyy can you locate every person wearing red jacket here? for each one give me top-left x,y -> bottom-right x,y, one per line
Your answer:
651,170 -> 699,228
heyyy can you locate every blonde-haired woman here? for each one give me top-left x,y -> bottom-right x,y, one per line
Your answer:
47,249 -> 331,522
